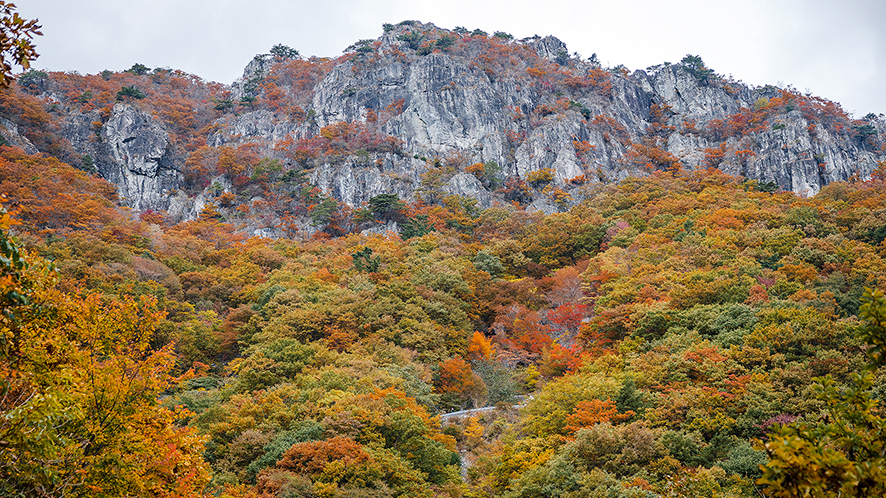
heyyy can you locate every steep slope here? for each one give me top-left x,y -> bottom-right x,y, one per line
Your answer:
4,21 -> 885,232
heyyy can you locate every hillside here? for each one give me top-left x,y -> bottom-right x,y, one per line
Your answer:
3,144 -> 886,495
1,19 -> 886,498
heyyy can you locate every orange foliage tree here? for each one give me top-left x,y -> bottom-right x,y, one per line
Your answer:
564,399 -> 635,433
467,330 -> 494,361
0,147 -> 118,232
437,357 -> 487,408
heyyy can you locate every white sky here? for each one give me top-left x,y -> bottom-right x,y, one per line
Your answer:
17,0 -> 886,117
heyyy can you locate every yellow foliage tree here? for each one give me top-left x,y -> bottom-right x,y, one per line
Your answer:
467,330 -> 493,361
0,202 -> 210,496
464,416 -> 484,440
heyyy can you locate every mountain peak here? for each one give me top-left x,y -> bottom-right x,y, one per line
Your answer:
5,21 -> 885,234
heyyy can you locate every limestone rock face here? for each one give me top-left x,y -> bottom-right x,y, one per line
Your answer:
301,33 -> 621,201
647,66 -> 749,122
99,104 -> 181,211
208,110 -> 297,147
12,21 -> 885,230
743,112 -> 881,195
0,118 -> 39,154
310,52 -> 513,159
444,173 -> 492,208
60,111 -> 101,158
231,55 -> 276,101
207,38 -> 885,210
531,36 -> 569,62
310,155 -> 423,207
663,106 -> 883,196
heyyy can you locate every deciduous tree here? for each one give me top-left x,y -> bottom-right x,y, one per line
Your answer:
0,1 -> 41,87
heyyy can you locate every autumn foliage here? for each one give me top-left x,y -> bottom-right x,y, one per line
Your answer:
0,19 -> 885,498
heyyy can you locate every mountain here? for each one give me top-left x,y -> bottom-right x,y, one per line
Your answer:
4,19 -> 886,498
2,20 -> 884,236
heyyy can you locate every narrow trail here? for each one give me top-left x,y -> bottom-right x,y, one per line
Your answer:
437,399 -> 531,481
438,406 -> 497,422
438,395 -> 532,422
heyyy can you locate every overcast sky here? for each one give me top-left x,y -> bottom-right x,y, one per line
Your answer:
17,0 -> 886,117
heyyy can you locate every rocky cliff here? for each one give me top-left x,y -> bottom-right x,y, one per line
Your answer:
6,21 -> 886,230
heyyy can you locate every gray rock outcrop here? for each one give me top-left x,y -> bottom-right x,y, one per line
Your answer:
99,104 -> 181,211
13,21 -> 884,231
0,117 -> 39,154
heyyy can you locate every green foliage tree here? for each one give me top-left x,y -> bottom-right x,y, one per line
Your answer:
468,160 -> 503,190
474,250 -> 504,277
270,43 -> 299,60
436,35 -> 455,50
116,85 -> 146,100
397,32 -> 423,50
853,123 -> 878,146
125,62 -> 150,75
367,193 -> 405,222
309,197 -> 338,226
352,246 -> 380,273
757,288 -> 886,497
680,54 -> 716,85
473,359 -> 516,404
14,68 -> 45,91
400,214 -> 432,239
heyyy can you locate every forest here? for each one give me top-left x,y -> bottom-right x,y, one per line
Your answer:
1,10 -> 886,498
2,144 -> 886,497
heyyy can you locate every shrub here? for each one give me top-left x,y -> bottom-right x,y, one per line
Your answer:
397,32 -> 424,50
125,63 -> 150,75
116,86 -> 146,100
435,35 -> 455,49
526,168 -> 555,188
